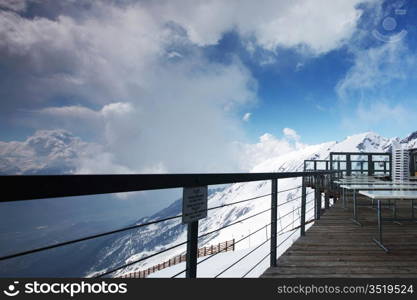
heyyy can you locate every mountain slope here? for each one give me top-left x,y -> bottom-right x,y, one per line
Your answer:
1,130 -> 417,277
86,131 -> 417,277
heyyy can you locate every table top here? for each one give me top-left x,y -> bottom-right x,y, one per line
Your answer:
335,181 -> 417,185
340,184 -> 417,190
343,175 -> 374,178
336,180 -> 383,183
337,177 -> 382,180
359,190 -> 417,200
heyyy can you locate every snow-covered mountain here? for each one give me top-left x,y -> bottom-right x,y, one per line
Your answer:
0,129 -> 133,175
85,131 -> 417,277
1,130 -> 417,277
0,130 -> 93,174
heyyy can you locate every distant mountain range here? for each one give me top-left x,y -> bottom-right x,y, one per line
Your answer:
0,130 -> 94,174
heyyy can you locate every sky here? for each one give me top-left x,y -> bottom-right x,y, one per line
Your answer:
1,0 -> 417,175
2,0 -> 417,263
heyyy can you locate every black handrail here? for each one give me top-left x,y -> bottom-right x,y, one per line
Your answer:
1,171 -> 336,201
1,170 -> 338,278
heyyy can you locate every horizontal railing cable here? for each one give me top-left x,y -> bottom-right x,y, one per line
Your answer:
215,237 -> 271,278
277,185 -> 302,194
281,218 -> 315,236
275,206 -> 299,222
276,221 -> 301,250
206,186 -> 311,213
164,190 -> 315,280
306,205 -> 315,215
278,201 -> 315,236
242,251 -> 270,278
171,222 -> 272,278
276,191 -> 314,208
0,188 -> 312,262
277,197 -> 300,208
242,215 -> 303,278
0,214 -> 182,262
165,197 -> 316,278
197,208 -> 271,240
276,212 -> 302,235
276,198 -> 314,223
207,193 -> 271,212
94,240 -> 188,278
206,205 -> 311,278
130,196 -> 317,278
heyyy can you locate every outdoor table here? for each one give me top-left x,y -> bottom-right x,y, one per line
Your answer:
340,184 -> 417,226
358,190 -> 417,252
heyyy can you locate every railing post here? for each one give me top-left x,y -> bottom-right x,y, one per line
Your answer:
314,175 -> 321,220
300,176 -> 307,236
318,175 -> 325,219
185,220 -> 199,278
270,178 -> 278,267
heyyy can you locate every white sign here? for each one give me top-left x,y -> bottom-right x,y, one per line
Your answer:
182,186 -> 208,224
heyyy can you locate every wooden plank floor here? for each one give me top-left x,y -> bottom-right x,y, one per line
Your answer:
261,196 -> 417,278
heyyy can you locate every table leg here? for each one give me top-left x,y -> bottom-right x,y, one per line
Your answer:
392,200 -> 402,225
373,199 -> 389,252
351,188 -> 362,226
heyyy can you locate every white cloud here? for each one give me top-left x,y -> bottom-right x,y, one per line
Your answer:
295,62 -> 304,72
0,0 -> 377,175
356,102 -> 409,125
0,2 -> 259,173
236,128 -> 306,171
334,12 -> 417,134
75,151 -> 136,174
242,112 -> 252,122
37,102 -> 135,121
283,128 -> 300,140
0,0 -> 27,12
336,38 -> 417,100
341,101 -> 411,131
101,102 -> 134,117
244,0 -> 368,55
283,127 -> 305,150
146,0 -> 372,55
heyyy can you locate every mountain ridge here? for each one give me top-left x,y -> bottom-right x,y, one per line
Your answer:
1,130 -> 417,277
85,131 -> 417,277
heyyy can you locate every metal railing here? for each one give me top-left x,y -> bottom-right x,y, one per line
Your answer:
329,152 -> 391,177
0,170 -> 339,278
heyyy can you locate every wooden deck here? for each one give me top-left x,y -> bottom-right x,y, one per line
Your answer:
262,196 -> 417,278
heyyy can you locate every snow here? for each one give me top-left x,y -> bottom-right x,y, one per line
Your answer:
84,131 -> 417,278
99,131 -> 417,278
148,222 -> 315,278
2,130 -> 417,277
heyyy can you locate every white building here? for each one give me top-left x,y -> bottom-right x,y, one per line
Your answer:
392,141 -> 410,183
